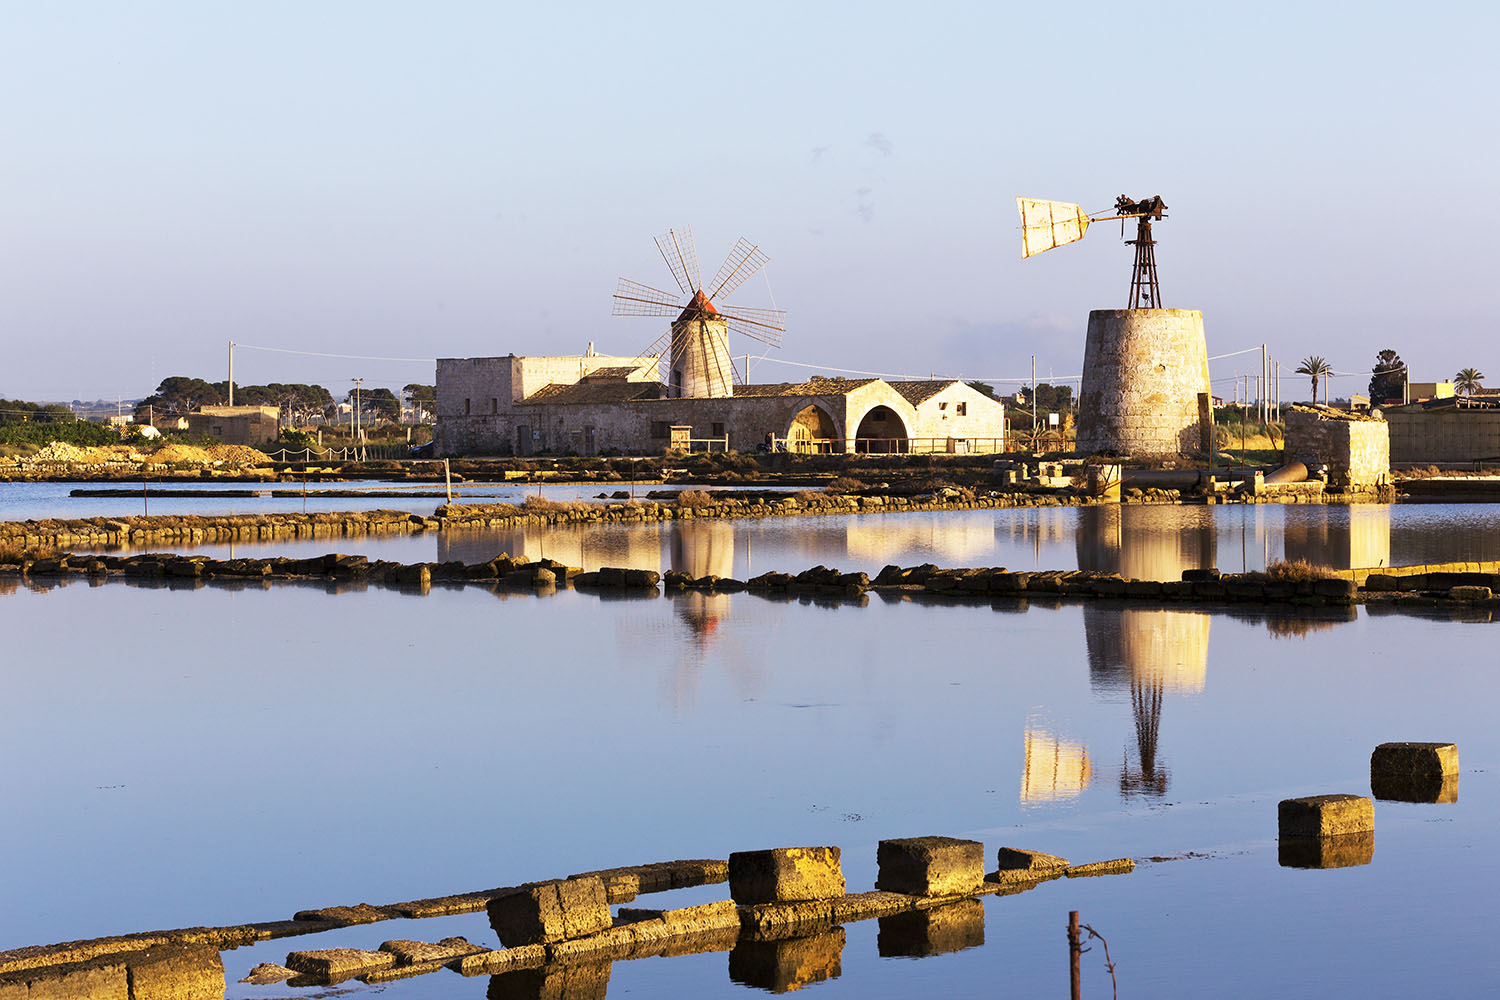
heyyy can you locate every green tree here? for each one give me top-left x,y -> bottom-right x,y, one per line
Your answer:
1454,367 -> 1485,395
1368,349 -> 1406,404
361,388 -> 400,422
1295,356 -> 1333,404
966,381 -> 997,400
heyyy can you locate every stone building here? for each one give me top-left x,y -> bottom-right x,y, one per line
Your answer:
188,405 -> 280,447
1283,405 -> 1390,488
435,353 -> 1005,457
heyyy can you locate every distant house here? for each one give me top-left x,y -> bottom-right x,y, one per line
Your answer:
1406,381 -> 1455,404
188,405 -> 280,447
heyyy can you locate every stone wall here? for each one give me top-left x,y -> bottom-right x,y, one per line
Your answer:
1076,309 -> 1210,460
436,355 -> 651,456
1284,406 -> 1390,488
1385,408 -> 1500,464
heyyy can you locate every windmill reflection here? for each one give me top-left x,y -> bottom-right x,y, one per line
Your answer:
1077,505 -> 1211,799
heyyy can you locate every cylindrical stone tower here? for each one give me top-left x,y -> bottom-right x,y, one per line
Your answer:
667,316 -> 733,398
1076,309 -> 1210,460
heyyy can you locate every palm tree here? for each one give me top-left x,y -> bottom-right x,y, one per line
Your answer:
1454,367 -> 1485,395
1295,356 -> 1333,404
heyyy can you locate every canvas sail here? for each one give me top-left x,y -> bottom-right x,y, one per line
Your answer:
1017,198 -> 1091,258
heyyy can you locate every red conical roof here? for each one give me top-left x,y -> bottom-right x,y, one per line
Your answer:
677,289 -> 719,323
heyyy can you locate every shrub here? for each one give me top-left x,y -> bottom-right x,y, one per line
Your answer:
1265,559 -> 1335,582
675,489 -> 716,508
826,476 -> 867,492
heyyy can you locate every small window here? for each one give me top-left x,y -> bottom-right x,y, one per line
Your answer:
938,401 -> 948,410
711,422 -> 725,436
491,398 -> 498,414
464,398 -> 471,416
651,421 -> 669,439
956,402 -> 967,416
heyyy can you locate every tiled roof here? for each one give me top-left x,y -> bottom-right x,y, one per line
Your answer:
733,377 -> 880,398
521,381 -> 662,405
580,366 -> 642,380
885,380 -> 960,406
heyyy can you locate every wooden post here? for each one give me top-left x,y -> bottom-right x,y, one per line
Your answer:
444,458 -> 453,503
142,478 -> 148,517
1068,910 -> 1082,1000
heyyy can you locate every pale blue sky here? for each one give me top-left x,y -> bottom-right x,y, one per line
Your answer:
1,0 -> 1494,401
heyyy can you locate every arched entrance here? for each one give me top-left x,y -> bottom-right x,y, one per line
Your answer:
854,405 -> 909,452
787,404 -> 837,453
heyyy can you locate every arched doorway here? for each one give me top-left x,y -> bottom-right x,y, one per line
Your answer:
787,404 -> 837,453
854,405 -> 908,452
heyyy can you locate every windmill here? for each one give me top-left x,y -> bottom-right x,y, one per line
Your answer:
1016,195 -> 1169,309
611,226 -> 786,398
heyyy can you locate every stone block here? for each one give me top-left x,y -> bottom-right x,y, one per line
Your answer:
874,836 -> 984,897
1449,585 -> 1491,601
1278,831 -> 1375,869
284,949 -> 394,983
293,903 -> 393,925
728,928 -> 845,994
485,959 -> 612,1000
736,900 -> 835,939
1278,794 -> 1374,838
487,877 -> 611,947
728,847 -> 844,904
877,898 -> 985,958
448,944 -> 547,977
126,945 -> 225,1000
2,958 -> 128,1000
378,938 -> 484,966
993,847 -> 1069,873
1064,858 -> 1135,877
1371,742 -> 1458,778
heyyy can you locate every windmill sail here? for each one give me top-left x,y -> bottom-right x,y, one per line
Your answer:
1017,198 -> 1091,258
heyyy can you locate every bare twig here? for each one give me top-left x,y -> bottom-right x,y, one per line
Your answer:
1081,924 -> 1118,1000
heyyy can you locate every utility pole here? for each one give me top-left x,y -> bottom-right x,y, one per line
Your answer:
351,377 -> 363,440
228,341 -> 235,406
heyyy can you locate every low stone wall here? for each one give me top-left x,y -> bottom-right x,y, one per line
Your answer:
1387,408 -> 1500,464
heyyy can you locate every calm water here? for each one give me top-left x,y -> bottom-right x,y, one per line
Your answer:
2,573 -> 1497,997
34,498 -> 1500,580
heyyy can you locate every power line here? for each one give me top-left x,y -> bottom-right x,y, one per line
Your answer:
234,343 -> 435,364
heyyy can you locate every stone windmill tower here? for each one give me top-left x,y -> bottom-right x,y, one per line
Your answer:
1017,195 -> 1212,460
612,227 -> 786,398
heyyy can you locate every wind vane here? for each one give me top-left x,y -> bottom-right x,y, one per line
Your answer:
1016,195 -> 1169,309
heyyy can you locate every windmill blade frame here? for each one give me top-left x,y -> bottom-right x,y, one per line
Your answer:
717,304 -> 786,348
706,238 -> 770,301
655,226 -> 701,296
612,277 -> 686,317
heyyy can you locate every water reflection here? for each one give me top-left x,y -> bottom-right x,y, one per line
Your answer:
1075,505 -> 1216,581
672,522 -> 736,664
844,517 -> 996,565
729,928 -> 845,993
877,898 -> 985,958
1371,772 -> 1459,804
1284,506 -> 1392,570
488,960 -> 612,1000
1021,723 -> 1093,804
1278,832 -> 1375,869
1083,608 -> 1210,800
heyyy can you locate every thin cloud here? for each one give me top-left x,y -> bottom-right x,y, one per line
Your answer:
865,132 -> 893,156
855,187 -> 874,223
